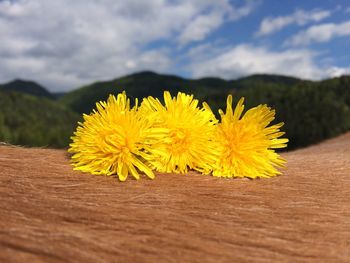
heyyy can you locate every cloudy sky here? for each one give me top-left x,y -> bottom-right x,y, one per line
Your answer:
1,0 -> 350,91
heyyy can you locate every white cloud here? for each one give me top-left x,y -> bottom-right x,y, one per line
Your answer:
256,9 -> 331,36
178,0 -> 258,45
286,21 -> 350,46
178,12 -> 224,45
189,44 -> 327,80
0,0 -> 255,91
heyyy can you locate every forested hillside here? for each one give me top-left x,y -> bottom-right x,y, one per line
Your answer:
0,79 -> 53,99
0,90 -> 79,147
1,72 -> 349,149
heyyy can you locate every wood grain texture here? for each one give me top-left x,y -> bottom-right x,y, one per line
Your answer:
0,134 -> 350,263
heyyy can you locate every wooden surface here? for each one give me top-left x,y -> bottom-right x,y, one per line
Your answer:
0,134 -> 350,262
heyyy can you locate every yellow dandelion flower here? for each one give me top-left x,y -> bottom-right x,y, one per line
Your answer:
69,91 -> 167,181
140,91 -> 219,174
212,95 -> 288,178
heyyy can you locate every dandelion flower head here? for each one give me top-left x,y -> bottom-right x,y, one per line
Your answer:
140,91 -> 219,174
212,95 -> 288,178
69,91 -> 167,181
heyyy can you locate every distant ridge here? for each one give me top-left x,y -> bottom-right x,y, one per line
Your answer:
0,71 -> 343,101
58,71 -> 305,114
0,71 -> 304,102
0,79 -> 53,99
234,74 -> 301,86
59,71 -> 220,114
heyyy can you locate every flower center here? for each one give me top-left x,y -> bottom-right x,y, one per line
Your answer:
169,128 -> 190,154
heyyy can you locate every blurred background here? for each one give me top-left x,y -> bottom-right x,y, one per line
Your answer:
0,0 -> 349,150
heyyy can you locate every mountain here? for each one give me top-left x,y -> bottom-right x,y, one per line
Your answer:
60,71 -> 223,113
0,79 -> 54,99
59,71 -> 300,114
0,90 -> 79,147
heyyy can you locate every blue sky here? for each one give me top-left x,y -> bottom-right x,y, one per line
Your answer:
0,0 -> 349,91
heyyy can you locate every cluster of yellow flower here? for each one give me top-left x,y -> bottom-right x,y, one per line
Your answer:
69,91 -> 288,181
